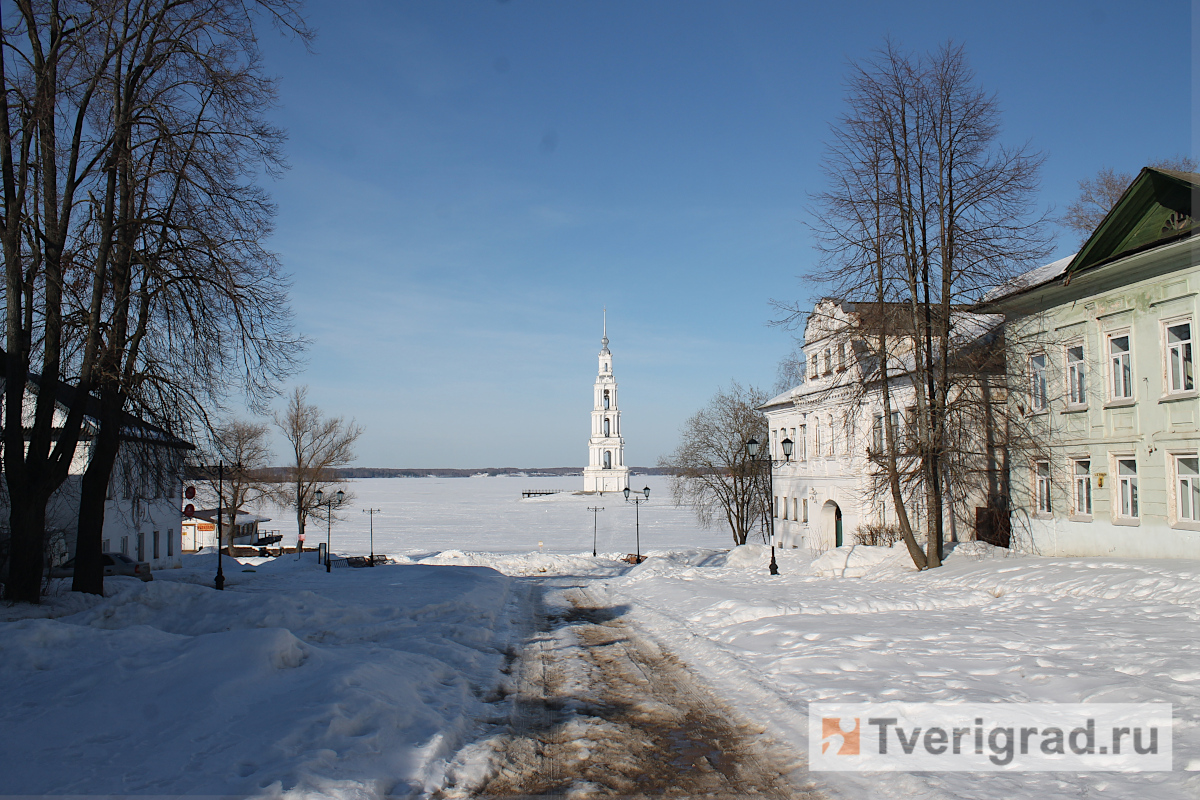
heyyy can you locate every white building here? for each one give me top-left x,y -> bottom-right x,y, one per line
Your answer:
583,315 -> 629,493
762,299 -> 1005,553
1,376 -> 192,571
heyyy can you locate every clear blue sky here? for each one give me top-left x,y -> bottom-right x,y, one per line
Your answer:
248,0 -> 1192,468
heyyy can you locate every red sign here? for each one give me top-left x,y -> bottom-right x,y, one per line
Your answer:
184,503 -> 195,516
184,486 -> 196,499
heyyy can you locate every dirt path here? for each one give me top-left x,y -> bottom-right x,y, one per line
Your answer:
441,583 -> 821,799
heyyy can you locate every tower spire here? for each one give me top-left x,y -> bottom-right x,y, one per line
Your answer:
601,308 -> 610,352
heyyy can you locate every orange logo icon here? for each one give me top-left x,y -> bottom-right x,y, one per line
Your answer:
822,717 -> 860,755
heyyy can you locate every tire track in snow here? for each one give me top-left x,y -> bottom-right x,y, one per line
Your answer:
442,582 -> 821,799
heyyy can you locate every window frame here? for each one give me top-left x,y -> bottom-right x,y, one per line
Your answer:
1114,456 -> 1140,524
1034,460 -> 1052,517
1107,331 -> 1134,403
1065,342 -> 1087,409
1029,353 -> 1049,413
1164,317 -> 1196,396
1071,458 -> 1093,520
1173,453 -> 1200,530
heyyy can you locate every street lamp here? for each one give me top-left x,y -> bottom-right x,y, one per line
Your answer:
623,485 -> 650,563
587,505 -> 604,557
203,460 -> 242,591
745,436 -> 793,576
314,488 -> 345,572
364,507 -> 382,564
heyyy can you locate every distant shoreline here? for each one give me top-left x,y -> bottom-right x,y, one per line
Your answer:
332,467 -> 670,479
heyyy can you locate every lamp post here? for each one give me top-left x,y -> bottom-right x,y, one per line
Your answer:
622,485 -> 650,563
745,436 -> 793,576
314,488 -> 345,572
214,462 -> 225,591
364,507 -> 382,564
587,506 -> 604,557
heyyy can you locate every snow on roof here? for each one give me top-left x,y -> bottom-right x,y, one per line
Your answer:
759,387 -> 800,410
984,254 -> 1076,302
188,509 -> 271,526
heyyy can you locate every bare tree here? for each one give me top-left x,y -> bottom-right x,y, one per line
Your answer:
659,383 -> 769,546
1062,156 -> 1197,243
780,40 -> 1051,569
196,420 -> 275,545
0,0 -> 309,600
273,387 -> 362,546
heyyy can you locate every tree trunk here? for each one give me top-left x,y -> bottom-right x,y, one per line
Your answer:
72,388 -> 123,595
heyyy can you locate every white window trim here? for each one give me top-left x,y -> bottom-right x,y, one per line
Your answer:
1112,454 -> 1141,526
1163,316 -> 1196,397
1070,457 -> 1093,522
1029,353 -> 1049,414
1064,341 -> 1088,410
1034,460 -> 1052,518
1170,451 -> 1200,531
1106,330 -> 1135,403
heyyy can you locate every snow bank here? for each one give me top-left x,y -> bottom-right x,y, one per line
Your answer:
0,560 -> 518,797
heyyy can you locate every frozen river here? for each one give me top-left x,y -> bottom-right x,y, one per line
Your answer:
251,475 -> 727,557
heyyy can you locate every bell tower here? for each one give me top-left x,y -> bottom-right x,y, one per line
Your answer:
584,311 -> 629,493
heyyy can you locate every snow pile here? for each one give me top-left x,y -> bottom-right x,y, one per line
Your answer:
0,559 -> 518,797
600,546 -> 1200,800
808,543 -> 911,577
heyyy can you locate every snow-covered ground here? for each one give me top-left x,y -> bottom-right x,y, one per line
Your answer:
251,476 -> 721,556
3,478 -> 1198,798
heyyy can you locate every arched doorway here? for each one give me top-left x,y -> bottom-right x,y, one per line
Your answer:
822,500 -> 843,548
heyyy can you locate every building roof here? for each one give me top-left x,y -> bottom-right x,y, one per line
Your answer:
188,509 -> 271,526
986,167 -> 1199,307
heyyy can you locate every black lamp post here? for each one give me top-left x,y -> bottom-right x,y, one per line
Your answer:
214,462 -> 225,591
587,505 -> 604,557
314,488 -> 345,572
745,436 -> 793,576
623,485 -> 650,563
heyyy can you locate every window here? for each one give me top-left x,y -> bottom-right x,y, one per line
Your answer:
1035,461 -> 1052,514
1030,354 -> 1048,411
774,496 -> 780,518
802,498 -> 808,522
1109,334 -> 1133,399
891,410 -> 902,446
809,354 -> 819,379
167,530 -> 174,557
793,497 -> 799,521
153,530 -> 160,559
823,349 -> 832,374
1118,458 -> 1139,518
1178,456 -> 1200,522
814,423 -> 822,456
603,390 -> 610,409
1066,345 -> 1086,405
782,497 -> 789,520
1073,460 -> 1092,516
1167,321 -> 1194,393
603,417 -> 610,437
121,536 -> 129,556
837,343 -> 846,371
603,451 -> 611,469
102,539 -> 110,553
872,414 -> 884,452
137,533 -> 145,561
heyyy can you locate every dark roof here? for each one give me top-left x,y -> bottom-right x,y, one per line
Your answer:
1066,167 -> 1198,281
6,363 -> 193,450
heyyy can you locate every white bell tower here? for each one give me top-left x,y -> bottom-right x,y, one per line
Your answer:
584,311 -> 629,493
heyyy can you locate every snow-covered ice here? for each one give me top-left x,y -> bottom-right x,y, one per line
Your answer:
3,477 -> 1198,799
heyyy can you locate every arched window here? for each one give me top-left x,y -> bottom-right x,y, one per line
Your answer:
603,451 -> 612,469
604,418 -> 610,437
603,390 -> 610,409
